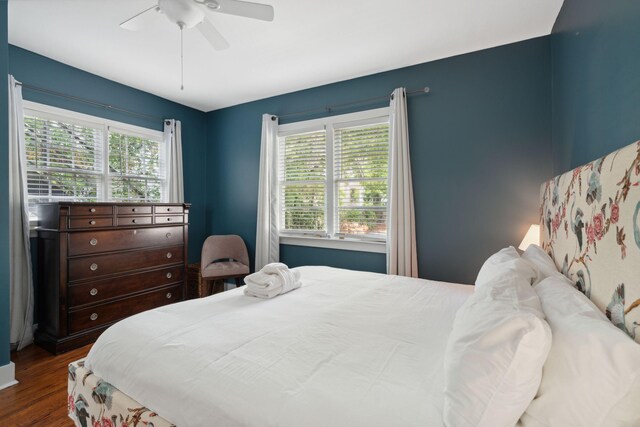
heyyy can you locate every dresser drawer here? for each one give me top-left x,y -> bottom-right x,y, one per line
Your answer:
117,216 -> 152,226
155,215 -> 184,224
69,217 -> 113,229
68,226 -> 183,256
68,245 -> 184,282
69,265 -> 184,307
117,205 -> 153,215
70,205 -> 113,216
155,205 -> 184,214
68,284 -> 182,334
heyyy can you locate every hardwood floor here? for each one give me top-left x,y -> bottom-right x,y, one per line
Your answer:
0,344 -> 91,426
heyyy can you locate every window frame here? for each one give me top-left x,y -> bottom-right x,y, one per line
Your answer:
277,107 -> 390,254
23,101 -> 166,227
107,125 -> 167,203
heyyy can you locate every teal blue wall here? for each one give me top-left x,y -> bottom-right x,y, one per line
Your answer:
8,46 -> 208,263
0,0 -> 10,367
3,0 -> 632,363
551,0 -> 640,173
207,37 -> 553,284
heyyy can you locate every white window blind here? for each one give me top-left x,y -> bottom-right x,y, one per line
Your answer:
334,121 -> 389,239
23,103 -> 166,218
279,129 -> 327,235
24,115 -> 104,216
278,108 -> 390,243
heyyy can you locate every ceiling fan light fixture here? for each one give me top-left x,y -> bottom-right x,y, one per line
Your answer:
158,0 -> 204,29
193,0 -> 221,10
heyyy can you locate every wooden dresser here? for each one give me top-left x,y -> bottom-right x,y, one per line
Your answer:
35,202 -> 190,354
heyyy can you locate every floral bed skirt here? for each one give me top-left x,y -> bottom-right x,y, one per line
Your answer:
68,359 -> 175,427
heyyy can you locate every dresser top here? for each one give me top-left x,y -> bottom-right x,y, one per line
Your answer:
36,202 -> 190,232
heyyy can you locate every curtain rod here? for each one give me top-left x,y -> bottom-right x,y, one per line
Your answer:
274,86 -> 430,121
14,82 -> 164,123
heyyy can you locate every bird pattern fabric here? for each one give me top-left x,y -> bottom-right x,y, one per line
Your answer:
68,360 -> 176,427
540,140 -> 640,343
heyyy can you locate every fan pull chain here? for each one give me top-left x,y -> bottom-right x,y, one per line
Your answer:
180,23 -> 184,91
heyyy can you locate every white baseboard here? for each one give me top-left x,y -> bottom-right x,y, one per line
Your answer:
0,362 -> 18,390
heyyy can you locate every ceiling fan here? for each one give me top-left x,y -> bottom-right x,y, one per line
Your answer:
120,0 -> 274,89
121,0 -> 274,50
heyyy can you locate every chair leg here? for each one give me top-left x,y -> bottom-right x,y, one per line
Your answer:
200,278 -> 207,297
235,277 -> 244,288
212,279 -> 225,294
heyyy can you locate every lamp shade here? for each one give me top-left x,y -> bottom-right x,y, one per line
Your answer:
519,224 -> 540,251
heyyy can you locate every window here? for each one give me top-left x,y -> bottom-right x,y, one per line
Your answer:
278,108 -> 389,251
280,130 -> 327,233
108,128 -> 164,202
24,114 -> 104,211
24,102 -> 166,219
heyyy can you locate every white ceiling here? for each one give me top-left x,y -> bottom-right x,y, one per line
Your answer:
8,0 -> 564,112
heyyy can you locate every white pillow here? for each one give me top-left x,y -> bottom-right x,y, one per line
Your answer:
444,264 -> 552,427
521,244 -> 563,283
519,276 -> 640,427
475,246 -> 537,288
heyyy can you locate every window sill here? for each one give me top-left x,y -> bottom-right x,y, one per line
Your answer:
280,235 -> 386,253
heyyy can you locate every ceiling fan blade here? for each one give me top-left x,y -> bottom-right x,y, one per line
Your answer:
196,19 -> 230,50
120,5 -> 160,31
211,0 -> 274,22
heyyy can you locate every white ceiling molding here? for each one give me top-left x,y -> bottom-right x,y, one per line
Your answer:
8,0 -> 564,112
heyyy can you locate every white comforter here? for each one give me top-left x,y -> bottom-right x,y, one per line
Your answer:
85,266 -> 472,427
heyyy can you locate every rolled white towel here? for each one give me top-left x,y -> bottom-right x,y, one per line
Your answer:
244,285 -> 287,299
262,262 -> 289,274
244,267 -> 302,299
244,271 -> 278,288
245,265 -> 301,289
271,268 -> 301,293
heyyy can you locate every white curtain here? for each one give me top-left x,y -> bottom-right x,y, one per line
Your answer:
164,119 -> 184,203
387,87 -> 418,277
8,75 -> 34,350
255,114 -> 280,270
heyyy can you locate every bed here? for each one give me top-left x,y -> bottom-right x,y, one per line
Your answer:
70,268 -> 472,427
68,140 -> 640,427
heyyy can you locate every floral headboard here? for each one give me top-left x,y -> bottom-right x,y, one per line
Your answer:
540,140 -> 640,343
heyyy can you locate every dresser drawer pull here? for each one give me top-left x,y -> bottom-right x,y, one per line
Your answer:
89,220 -> 96,225
132,208 -> 137,212
166,292 -> 172,299
90,238 -> 98,246
167,217 -> 172,221
90,208 -> 96,213
166,272 -> 172,279
132,219 -> 137,223
90,313 -> 98,321
90,288 -> 98,296
167,208 -> 171,212
166,232 -> 172,238
90,263 -> 98,271
166,252 -> 173,259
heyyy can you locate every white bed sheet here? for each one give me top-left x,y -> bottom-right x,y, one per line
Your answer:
85,266 -> 473,427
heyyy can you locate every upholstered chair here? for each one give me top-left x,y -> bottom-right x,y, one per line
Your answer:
200,235 -> 250,295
